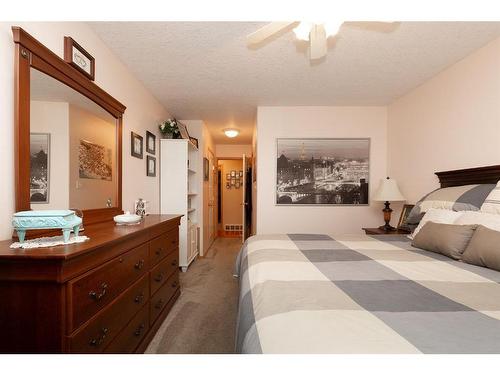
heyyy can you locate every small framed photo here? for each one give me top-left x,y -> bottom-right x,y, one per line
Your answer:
226,173 -> 231,180
131,132 -> 143,159
239,170 -> 243,177
230,178 -> 236,186
147,155 -> 156,177
146,131 -> 156,155
203,157 -> 209,181
235,181 -> 241,189
230,170 -> 236,177
64,37 -> 95,81
397,204 -> 415,232
177,121 -> 190,140
226,182 -> 230,189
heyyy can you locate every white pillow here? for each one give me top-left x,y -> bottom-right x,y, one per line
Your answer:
409,208 -> 464,239
480,181 -> 500,214
454,211 -> 500,232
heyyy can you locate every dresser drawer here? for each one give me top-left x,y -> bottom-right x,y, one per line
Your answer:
149,229 -> 179,266
68,243 -> 150,331
150,272 -> 179,324
104,304 -> 150,353
68,274 -> 149,353
150,251 -> 179,296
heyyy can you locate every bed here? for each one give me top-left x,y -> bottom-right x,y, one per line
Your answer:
234,165 -> 500,353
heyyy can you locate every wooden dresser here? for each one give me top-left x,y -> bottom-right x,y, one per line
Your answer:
0,214 -> 182,353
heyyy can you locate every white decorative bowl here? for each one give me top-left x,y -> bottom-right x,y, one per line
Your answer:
114,211 -> 142,225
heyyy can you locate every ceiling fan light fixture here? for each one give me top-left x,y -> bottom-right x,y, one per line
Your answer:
224,129 -> 239,138
324,21 -> 344,38
293,22 -> 312,41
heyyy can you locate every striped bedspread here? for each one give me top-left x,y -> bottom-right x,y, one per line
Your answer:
234,233 -> 500,353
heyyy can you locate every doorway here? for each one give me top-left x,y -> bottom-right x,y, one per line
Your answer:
217,158 -> 244,238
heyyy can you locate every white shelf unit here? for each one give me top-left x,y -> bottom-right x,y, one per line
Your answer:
160,139 -> 200,272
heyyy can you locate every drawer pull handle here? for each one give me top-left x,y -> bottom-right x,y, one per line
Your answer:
89,327 -> 108,347
134,293 -> 144,304
134,259 -> 145,270
171,259 -> 177,267
154,273 -> 164,282
155,247 -> 163,255
89,283 -> 108,301
134,323 -> 146,337
155,299 -> 164,309
171,281 -> 178,289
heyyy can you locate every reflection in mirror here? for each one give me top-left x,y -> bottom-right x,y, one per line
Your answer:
30,68 -> 118,210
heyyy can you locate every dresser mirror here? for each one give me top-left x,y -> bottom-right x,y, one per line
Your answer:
30,68 -> 118,210
13,27 -> 126,231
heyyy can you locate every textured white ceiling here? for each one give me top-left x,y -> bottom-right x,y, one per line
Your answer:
89,22 -> 500,144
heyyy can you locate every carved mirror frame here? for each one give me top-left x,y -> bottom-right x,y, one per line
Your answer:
12,27 -> 126,232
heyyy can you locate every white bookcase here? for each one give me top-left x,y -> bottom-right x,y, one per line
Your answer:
160,139 -> 200,272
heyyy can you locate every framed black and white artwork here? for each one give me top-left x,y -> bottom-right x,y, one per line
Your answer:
147,155 -> 156,177
146,131 -> 156,154
131,131 -> 143,159
30,133 -> 50,203
276,138 -> 370,205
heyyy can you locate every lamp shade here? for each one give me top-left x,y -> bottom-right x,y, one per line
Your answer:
372,177 -> 405,202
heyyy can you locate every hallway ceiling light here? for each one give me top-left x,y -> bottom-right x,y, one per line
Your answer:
224,129 -> 239,138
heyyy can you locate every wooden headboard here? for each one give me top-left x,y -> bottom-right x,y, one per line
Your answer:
435,165 -> 500,188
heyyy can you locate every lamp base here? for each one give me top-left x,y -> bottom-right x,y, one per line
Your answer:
378,224 -> 397,232
379,201 -> 395,232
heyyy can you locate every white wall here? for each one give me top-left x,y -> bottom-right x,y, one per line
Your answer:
256,106 -> 387,235
388,37 -> 500,205
215,144 -> 252,158
30,101 -> 69,210
0,22 -> 169,240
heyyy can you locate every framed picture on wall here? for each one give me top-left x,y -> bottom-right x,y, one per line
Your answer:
30,133 -> 50,203
203,157 -> 209,181
239,170 -> 243,177
276,138 -> 370,205
146,131 -> 156,154
147,155 -> 156,177
231,170 -> 236,177
131,131 -> 143,159
226,173 -> 231,180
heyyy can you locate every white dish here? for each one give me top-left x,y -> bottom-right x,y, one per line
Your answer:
114,211 -> 142,225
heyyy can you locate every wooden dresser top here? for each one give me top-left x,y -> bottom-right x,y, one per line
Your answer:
0,214 -> 182,260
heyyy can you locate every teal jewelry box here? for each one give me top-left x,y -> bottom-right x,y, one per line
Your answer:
12,210 -> 82,243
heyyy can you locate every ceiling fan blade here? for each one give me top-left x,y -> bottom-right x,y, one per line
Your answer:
247,22 -> 296,45
309,24 -> 327,60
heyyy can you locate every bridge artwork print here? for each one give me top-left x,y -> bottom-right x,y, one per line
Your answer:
276,138 -> 370,205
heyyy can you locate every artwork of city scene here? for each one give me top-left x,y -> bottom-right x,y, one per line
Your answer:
79,140 -> 112,181
276,138 -> 370,205
30,133 -> 50,203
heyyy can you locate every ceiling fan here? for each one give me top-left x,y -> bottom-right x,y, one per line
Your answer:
247,21 -> 395,61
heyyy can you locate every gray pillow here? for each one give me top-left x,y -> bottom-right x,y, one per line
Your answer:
462,225 -> 500,271
412,222 -> 477,260
407,184 -> 495,227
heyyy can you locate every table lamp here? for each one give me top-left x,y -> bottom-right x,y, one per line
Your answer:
372,177 -> 406,232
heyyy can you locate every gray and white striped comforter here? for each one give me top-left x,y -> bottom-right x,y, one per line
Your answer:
234,233 -> 500,353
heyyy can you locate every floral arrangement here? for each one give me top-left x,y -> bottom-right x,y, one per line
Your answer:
158,118 -> 180,138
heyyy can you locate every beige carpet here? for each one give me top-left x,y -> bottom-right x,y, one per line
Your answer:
145,237 -> 241,354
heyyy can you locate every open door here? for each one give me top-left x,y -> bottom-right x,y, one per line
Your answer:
242,154 -> 252,242
207,149 -> 216,248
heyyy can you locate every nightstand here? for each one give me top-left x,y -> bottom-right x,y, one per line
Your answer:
362,227 -> 411,235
